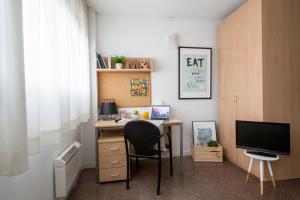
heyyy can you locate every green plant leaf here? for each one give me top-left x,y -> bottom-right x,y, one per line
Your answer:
113,55 -> 126,64
207,140 -> 218,147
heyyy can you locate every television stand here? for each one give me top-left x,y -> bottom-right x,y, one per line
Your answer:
246,150 -> 277,158
244,151 -> 279,195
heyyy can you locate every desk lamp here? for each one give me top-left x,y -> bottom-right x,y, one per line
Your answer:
99,99 -> 118,120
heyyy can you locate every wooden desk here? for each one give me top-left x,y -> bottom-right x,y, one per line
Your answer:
94,119 -> 183,183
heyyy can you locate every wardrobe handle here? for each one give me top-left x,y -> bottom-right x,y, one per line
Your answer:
233,95 -> 237,102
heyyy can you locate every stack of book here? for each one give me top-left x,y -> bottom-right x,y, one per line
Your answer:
96,53 -> 111,69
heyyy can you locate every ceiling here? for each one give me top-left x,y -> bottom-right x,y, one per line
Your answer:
86,0 -> 246,20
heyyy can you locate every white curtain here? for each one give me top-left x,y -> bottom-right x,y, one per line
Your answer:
0,0 -> 90,176
0,1 -> 28,176
23,0 -> 90,155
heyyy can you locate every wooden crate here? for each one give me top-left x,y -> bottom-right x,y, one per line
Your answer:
192,144 -> 223,162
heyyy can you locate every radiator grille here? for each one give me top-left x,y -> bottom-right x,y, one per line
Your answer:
55,141 -> 81,199
62,146 -> 78,164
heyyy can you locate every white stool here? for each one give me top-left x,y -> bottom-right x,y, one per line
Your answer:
244,151 -> 279,195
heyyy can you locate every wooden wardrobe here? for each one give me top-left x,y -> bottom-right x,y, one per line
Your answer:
218,0 -> 300,180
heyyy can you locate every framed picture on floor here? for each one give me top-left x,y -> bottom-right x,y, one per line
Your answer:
178,47 -> 212,99
192,121 -> 217,147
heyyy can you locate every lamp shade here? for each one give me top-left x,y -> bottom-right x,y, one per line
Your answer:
100,101 -> 118,115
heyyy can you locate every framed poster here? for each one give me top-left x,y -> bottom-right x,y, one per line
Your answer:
178,47 -> 212,99
192,121 -> 217,147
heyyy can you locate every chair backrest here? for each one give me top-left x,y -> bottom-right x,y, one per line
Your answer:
124,120 -> 161,156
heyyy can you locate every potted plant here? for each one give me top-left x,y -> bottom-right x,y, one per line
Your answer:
207,140 -> 219,147
113,56 -> 126,69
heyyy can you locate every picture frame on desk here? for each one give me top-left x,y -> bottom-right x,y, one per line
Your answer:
178,47 -> 212,99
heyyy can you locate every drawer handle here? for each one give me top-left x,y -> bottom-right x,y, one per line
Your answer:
110,160 -> 120,164
110,147 -> 120,151
110,173 -> 120,177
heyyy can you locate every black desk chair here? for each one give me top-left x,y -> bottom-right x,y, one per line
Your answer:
124,120 -> 173,195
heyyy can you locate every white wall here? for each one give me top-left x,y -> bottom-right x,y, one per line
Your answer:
0,132 -> 80,200
95,14 -> 219,156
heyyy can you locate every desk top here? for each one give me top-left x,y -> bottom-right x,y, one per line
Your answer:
95,118 -> 182,128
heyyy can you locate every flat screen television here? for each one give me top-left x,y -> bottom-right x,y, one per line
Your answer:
236,120 -> 290,156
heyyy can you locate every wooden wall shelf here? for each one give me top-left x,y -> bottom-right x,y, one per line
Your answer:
97,56 -> 153,107
97,57 -> 153,72
96,69 -> 152,73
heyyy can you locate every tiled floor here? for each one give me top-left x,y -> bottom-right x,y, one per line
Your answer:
68,157 -> 300,200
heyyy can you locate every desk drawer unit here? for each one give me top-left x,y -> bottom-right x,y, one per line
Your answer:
99,142 -> 125,155
98,131 -> 127,182
99,154 -> 126,169
99,167 -> 127,182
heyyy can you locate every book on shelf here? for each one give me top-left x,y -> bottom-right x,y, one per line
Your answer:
100,54 -> 107,69
107,56 -> 112,69
97,53 -> 106,69
96,53 -> 101,69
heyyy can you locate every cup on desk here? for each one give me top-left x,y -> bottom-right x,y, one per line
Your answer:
141,112 -> 149,120
131,114 -> 139,120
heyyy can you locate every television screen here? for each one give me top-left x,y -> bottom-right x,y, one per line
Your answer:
236,120 -> 290,155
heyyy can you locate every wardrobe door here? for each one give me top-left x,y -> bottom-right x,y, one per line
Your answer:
218,0 -> 264,164
218,48 -> 237,161
261,0 -> 300,180
219,98 -> 237,161
235,0 -> 263,122
218,18 -> 238,162
234,0 -> 264,171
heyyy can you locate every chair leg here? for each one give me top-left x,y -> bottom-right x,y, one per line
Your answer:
124,138 -> 130,190
136,157 -> 139,172
157,157 -> 161,195
126,155 -> 130,190
167,132 -> 173,176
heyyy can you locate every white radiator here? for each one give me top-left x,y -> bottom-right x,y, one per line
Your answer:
55,141 -> 81,199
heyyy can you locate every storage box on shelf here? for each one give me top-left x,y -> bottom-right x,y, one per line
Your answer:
192,144 -> 223,162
